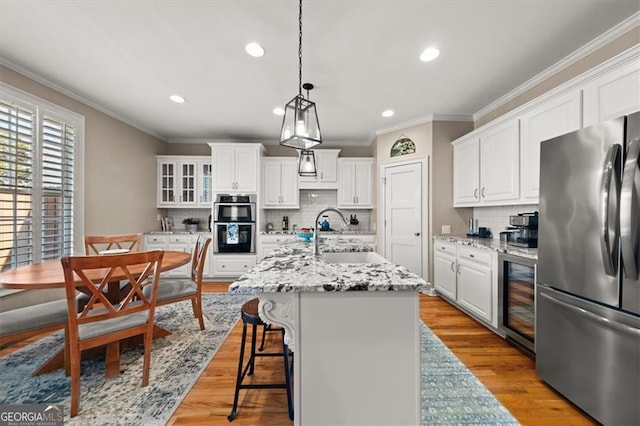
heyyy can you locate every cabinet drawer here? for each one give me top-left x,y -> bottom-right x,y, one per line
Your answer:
434,240 -> 457,255
213,256 -> 257,275
458,246 -> 491,265
145,235 -> 167,245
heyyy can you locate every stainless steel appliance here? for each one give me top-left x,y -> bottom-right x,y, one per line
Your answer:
213,194 -> 256,254
537,112 -> 640,425
506,212 -> 538,248
498,253 -> 536,353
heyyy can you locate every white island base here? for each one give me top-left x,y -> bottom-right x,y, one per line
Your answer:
259,290 -> 421,426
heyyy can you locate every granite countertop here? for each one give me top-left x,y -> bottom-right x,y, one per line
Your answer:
434,235 -> 538,260
229,238 -> 427,293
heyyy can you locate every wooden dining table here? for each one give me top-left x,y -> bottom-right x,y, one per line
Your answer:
0,250 -> 192,377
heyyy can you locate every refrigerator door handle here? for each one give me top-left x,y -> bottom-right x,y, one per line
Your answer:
539,291 -> 640,337
621,136 -> 639,280
599,144 -> 621,277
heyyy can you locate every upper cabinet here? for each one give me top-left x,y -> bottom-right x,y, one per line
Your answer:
519,90 -> 581,200
337,158 -> 373,209
298,149 -> 340,189
262,157 -> 299,208
582,58 -> 640,127
210,143 -> 263,193
157,156 -> 211,208
453,120 -> 519,206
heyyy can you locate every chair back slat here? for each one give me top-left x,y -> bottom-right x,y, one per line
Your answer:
190,234 -> 212,284
84,233 -> 143,255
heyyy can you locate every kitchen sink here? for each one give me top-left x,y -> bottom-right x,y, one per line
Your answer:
322,251 -> 388,264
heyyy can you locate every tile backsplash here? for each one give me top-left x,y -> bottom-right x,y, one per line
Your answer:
264,190 -> 371,232
473,204 -> 539,239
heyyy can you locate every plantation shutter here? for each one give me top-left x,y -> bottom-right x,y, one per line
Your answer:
0,94 -> 78,271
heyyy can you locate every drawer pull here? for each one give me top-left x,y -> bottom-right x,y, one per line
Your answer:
469,254 -> 475,258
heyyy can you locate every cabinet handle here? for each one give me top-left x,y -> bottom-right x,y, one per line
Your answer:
414,232 -> 420,236
356,195 -> 359,203
456,264 -> 461,274
474,188 -> 478,199
450,261 -> 455,272
469,254 -> 475,258
481,187 -> 486,198
321,172 -> 324,180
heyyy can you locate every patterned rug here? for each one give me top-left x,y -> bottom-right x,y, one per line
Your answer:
0,293 -> 519,425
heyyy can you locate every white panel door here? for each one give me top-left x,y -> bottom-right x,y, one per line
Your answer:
520,90 -> 582,200
384,162 -> 423,276
479,119 -> 520,203
453,136 -> 480,206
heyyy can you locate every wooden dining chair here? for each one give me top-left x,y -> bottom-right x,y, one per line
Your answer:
143,235 -> 211,330
81,233 -> 143,305
61,250 -> 164,417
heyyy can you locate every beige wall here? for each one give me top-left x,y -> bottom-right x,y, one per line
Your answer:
375,121 -> 473,283
477,27 -> 640,127
1,65 -> 167,235
263,144 -> 374,157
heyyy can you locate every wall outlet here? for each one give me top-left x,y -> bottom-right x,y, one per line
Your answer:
441,225 -> 451,235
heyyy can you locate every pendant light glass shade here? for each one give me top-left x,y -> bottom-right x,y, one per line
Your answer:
298,149 -> 317,176
281,95 -> 322,149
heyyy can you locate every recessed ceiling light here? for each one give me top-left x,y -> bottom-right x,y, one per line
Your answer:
420,47 -> 440,62
169,94 -> 186,104
273,107 -> 285,116
245,42 -> 265,58
382,110 -> 394,118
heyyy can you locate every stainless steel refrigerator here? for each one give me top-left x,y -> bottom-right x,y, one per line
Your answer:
537,111 -> 640,425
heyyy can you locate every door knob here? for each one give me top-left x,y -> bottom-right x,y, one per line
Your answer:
414,232 -> 421,236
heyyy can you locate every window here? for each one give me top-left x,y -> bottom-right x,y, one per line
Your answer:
0,83 -> 83,271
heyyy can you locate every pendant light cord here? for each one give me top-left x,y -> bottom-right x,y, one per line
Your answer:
298,0 -> 303,97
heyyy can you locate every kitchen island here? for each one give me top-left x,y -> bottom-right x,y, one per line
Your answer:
230,237 -> 427,426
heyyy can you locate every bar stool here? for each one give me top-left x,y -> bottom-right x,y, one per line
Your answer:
228,298 -> 294,422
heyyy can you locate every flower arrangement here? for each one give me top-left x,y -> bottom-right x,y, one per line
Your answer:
182,218 -> 200,225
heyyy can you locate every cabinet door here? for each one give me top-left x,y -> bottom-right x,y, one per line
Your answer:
157,159 -> 177,207
520,91 -> 581,200
354,160 -> 373,207
212,147 -> 236,192
178,161 -> 197,206
234,146 -> 259,193
262,160 -> 283,207
457,258 -> 492,322
198,160 -> 213,206
166,236 -> 190,277
317,151 -> 338,182
280,159 -> 299,207
583,59 -> 640,127
337,160 -> 356,207
453,136 -> 480,206
479,120 -> 520,203
434,251 -> 457,300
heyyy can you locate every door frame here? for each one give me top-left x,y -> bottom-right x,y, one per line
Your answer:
378,156 -> 429,281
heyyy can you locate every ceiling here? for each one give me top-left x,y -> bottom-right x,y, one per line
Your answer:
1,1 -> 639,146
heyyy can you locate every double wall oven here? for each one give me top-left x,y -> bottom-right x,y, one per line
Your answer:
213,194 -> 256,254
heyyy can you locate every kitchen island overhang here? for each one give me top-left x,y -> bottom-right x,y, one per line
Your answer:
230,238 -> 427,426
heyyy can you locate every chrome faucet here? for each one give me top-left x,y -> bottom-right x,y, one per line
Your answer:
313,207 -> 349,256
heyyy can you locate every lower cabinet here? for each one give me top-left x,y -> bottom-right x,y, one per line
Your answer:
433,240 -> 497,327
212,255 -> 256,278
145,233 -> 212,278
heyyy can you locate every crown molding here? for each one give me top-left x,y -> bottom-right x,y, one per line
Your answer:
375,114 -> 473,137
474,11 -> 640,121
0,57 -> 167,141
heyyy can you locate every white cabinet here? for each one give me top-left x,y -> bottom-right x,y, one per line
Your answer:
433,241 -> 496,327
198,159 -> 213,205
262,158 -> 299,208
298,149 -> 340,189
144,234 -> 190,277
210,143 -> 262,193
453,119 -> 519,206
212,255 -> 256,277
453,136 -> 480,205
519,90 -> 582,201
479,120 -> 520,203
157,156 -> 210,208
583,58 -> 640,127
337,158 -> 373,209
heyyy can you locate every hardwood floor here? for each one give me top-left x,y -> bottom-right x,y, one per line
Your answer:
1,283 -> 596,425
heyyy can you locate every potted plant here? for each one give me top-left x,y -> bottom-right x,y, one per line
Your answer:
182,217 -> 200,233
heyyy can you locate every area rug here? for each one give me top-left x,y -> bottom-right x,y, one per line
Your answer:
0,293 -> 519,425
0,293 -> 254,425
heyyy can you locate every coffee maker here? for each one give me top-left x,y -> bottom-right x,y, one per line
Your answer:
507,212 -> 538,248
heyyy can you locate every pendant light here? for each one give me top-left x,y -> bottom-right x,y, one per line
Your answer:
298,149 -> 317,177
279,0 -> 322,149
